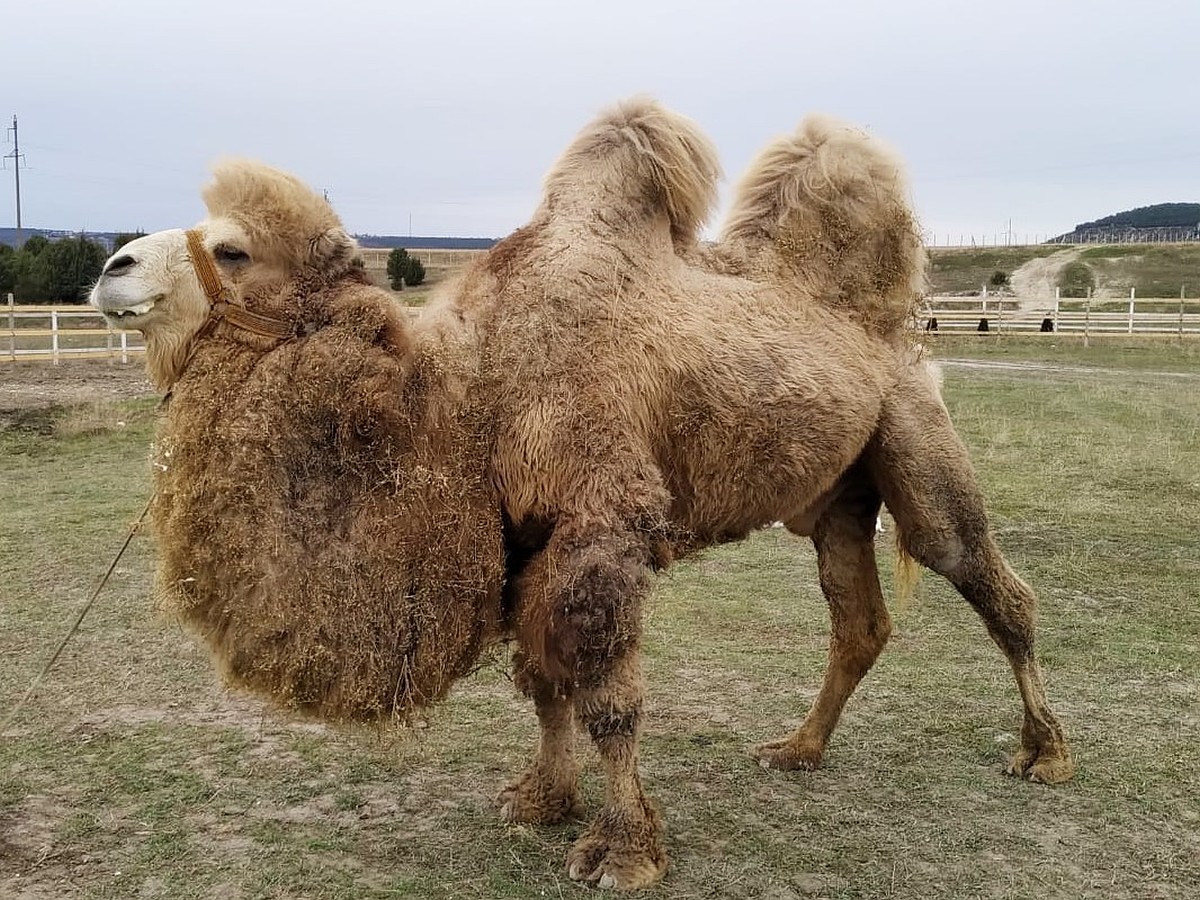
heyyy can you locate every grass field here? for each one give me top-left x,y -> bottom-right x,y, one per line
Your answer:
928,246 -> 1066,294
927,244 -> 1200,298
2,344 -> 1198,899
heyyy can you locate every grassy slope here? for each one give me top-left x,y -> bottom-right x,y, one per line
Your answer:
928,244 -> 1200,298
928,246 -> 1067,294
2,344 -> 1198,898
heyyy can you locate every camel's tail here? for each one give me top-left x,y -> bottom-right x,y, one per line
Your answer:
540,97 -> 722,251
893,536 -> 923,612
718,115 -> 927,335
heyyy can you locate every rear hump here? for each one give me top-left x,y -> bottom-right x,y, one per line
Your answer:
720,115 -> 926,334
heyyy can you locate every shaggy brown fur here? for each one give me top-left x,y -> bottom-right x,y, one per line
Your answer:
93,99 -> 1074,891
146,164 -> 504,721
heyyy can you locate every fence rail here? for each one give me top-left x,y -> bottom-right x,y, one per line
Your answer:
6,293 -> 1200,365
922,295 -> 1200,337
3,302 -> 145,363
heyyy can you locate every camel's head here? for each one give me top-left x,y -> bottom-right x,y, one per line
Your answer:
90,160 -> 359,390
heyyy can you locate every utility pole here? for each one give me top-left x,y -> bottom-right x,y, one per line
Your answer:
4,116 -> 25,245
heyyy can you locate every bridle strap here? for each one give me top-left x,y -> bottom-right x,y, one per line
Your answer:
184,229 -> 296,341
185,229 -> 226,304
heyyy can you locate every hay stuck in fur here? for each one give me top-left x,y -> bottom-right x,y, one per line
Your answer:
146,170 -> 506,722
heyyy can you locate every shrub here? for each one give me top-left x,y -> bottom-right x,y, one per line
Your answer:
112,232 -> 146,252
989,270 -> 1010,288
42,235 -> 109,303
2,234 -> 108,302
404,256 -> 426,287
386,247 -> 427,290
1059,261 -> 1096,299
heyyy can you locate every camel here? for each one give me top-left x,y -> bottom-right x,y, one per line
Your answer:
90,98 -> 1074,891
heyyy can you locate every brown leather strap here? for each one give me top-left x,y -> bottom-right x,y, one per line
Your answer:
184,229 -> 296,341
185,229 -> 226,304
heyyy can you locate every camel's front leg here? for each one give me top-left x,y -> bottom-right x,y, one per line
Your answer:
498,649 -> 582,824
569,653 -> 665,889
514,523 -> 667,890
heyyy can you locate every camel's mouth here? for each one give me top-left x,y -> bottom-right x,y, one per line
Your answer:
99,297 -> 160,325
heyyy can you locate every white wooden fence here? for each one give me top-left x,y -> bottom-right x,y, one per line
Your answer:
922,291 -> 1200,337
3,299 -> 145,363
6,291 -> 1200,366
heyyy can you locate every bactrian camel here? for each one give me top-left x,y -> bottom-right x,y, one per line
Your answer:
90,98 -> 1074,890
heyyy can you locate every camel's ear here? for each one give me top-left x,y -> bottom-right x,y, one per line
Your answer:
307,227 -> 358,268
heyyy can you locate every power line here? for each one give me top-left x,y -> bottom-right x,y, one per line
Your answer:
4,115 -> 26,245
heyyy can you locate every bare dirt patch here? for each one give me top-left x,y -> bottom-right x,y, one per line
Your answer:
0,361 -> 155,413
1008,248 -> 1082,307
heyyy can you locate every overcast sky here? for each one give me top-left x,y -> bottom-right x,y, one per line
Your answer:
4,0 -> 1197,245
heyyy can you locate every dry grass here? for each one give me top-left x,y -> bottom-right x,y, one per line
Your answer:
2,344 -> 1198,898
928,243 -> 1200,298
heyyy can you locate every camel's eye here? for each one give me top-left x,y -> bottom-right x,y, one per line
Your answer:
213,244 -> 250,265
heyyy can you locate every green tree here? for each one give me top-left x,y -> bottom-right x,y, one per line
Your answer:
387,247 -> 410,290
112,231 -> 146,252
21,235 -> 49,256
403,255 -> 426,287
0,243 -> 16,296
42,235 -> 109,303
12,251 -> 52,302
386,247 -> 427,290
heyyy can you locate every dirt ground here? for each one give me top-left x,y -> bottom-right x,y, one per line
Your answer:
0,361 -> 156,412
1007,248 -> 1082,306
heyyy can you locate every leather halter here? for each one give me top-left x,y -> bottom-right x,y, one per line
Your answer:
185,229 -> 296,342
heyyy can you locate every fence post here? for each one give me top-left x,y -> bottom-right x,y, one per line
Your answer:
120,330 -> 129,364
51,309 -> 60,365
1084,290 -> 1091,348
1127,288 -> 1135,334
6,293 -> 13,361
1054,288 -> 1060,332
1181,289 -> 1187,339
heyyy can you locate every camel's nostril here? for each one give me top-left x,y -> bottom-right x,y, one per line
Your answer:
105,254 -> 137,275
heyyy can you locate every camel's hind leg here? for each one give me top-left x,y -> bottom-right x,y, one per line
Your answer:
754,472 -> 891,771
867,365 -> 1075,783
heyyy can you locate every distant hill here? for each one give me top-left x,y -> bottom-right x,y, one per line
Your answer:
0,227 -> 499,251
0,228 -> 127,250
1052,203 -> 1200,244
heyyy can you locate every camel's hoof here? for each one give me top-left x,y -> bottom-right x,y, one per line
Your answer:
566,811 -> 667,890
1004,745 -> 1076,784
751,738 -> 823,772
497,770 -> 582,825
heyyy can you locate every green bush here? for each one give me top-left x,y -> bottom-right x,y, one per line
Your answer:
1059,261 -> 1096,299
404,256 -> 426,287
386,247 -> 426,290
0,243 -> 16,295
112,232 -> 146,252
42,235 -> 109,303
989,270 -> 1010,287
1,234 -> 109,302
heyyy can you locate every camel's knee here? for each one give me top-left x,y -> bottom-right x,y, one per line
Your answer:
519,528 -> 651,687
